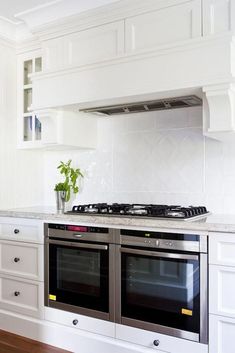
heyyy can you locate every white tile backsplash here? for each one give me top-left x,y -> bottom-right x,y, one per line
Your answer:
43,106 -> 235,214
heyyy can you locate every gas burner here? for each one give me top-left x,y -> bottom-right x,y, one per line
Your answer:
68,204 -> 209,220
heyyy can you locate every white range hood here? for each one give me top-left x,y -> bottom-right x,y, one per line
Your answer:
30,0 -> 235,141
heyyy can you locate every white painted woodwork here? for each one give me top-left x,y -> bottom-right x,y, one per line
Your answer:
209,232 -> 235,266
209,314 -> 235,353
203,0 -> 235,36
0,241 -> 43,281
116,324 -> 208,353
0,218 -> 43,243
125,0 -> 201,54
43,21 -> 124,71
203,84 -> 235,140
0,274 -> 44,319
210,265 -> 235,318
32,35 -> 233,111
44,307 -> 115,338
35,109 -> 97,149
0,311 -> 170,353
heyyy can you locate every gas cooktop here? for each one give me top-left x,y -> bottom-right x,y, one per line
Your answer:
67,203 -> 209,220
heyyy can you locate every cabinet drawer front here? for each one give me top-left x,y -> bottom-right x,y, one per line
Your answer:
0,242 -> 43,280
125,0 -> 201,54
0,276 -> 44,318
210,265 -> 235,318
116,324 -> 208,353
44,307 -> 115,338
0,219 -> 42,243
209,314 -> 235,353
209,233 -> 235,266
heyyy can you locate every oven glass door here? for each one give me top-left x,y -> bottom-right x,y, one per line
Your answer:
121,248 -> 200,334
48,240 -> 109,313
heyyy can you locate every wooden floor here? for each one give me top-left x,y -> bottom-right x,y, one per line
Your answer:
0,330 -> 72,353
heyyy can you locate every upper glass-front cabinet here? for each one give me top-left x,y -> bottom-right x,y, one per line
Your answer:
17,51 -> 42,148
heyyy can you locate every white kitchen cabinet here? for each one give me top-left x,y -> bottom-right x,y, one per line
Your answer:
44,307 -> 115,338
18,51 -> 97,150
203,0 -> 235,36
210,265 -> 235,318
0,218 -> 43,243
0,217 -> 44,319
17,50 -> 43,149
209,233 -> 235,267
0,241 -> 43,281
209,314 -> 235,353
0,274 -> 44,319
125,0 -> 201,54
116,324 -> 208,353
43,21 -> 124,72
209,232 -> 235,353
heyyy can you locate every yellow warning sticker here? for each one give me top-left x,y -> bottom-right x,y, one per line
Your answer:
49,294 -> 56,301
181,308 -> 193,316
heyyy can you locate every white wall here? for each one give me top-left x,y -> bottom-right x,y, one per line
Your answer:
43,105 -> 235,214
0,40 -> 43,209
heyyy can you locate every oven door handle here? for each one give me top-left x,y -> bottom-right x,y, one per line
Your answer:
120,247 -> 198,261
48,239 -> 108,251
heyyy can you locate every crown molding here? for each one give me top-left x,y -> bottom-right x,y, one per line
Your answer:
15,0 -> 187,40
0,16 -> 16,42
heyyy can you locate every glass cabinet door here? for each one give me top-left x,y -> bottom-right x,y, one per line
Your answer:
21,55 -> 42,144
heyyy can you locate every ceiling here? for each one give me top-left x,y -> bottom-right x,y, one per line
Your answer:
0,0 -> 120,24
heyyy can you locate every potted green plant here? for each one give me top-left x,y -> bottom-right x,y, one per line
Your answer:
54,160 -> 83,213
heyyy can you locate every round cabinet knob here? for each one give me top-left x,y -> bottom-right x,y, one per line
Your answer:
14,257 -> 20,263
72,319 -> 78,326
14,291 -> 20,297
153,340 -> 160,347
14,229 -> 20,234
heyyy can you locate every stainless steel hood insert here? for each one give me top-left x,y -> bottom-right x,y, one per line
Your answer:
80,95 -> 202,116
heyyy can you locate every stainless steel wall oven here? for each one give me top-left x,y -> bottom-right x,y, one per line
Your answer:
115,229 -> 208,344
45,224 -> 208,344
45,224 -> 115,321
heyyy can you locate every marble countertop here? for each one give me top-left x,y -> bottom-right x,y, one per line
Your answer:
0,206 -> 235,233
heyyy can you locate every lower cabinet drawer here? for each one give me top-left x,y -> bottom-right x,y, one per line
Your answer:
209,265 -> 235,318
44,307 -> 115,338
0,218 -> 42,243
116,324 -> 208,353
0,241 -> 43,280
209,314 -> 235,353
0,275 -> 44,318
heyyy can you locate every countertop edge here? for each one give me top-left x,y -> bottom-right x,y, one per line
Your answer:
1,209 -> 235,233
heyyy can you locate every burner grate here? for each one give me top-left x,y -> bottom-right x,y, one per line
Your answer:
68,203 -> 209,219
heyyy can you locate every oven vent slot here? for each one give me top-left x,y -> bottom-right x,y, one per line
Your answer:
80,95 -> 202,116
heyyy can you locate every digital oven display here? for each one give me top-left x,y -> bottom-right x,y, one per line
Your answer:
66,226 -> 88,232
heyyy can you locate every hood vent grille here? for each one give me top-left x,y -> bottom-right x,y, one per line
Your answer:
80,95 -> 202,116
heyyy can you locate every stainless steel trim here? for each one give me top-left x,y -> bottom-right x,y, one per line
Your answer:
120,247 -> 199,261
44,223 -> 49,307
200,253 -> 208,344
48,239 -> 108,251
109,243 -> 116,322
48,227 -> 115,244
49,301 -> 110,321
115,244 -> 121,324
121,235 -> 200,252
121,317 -> 199,342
